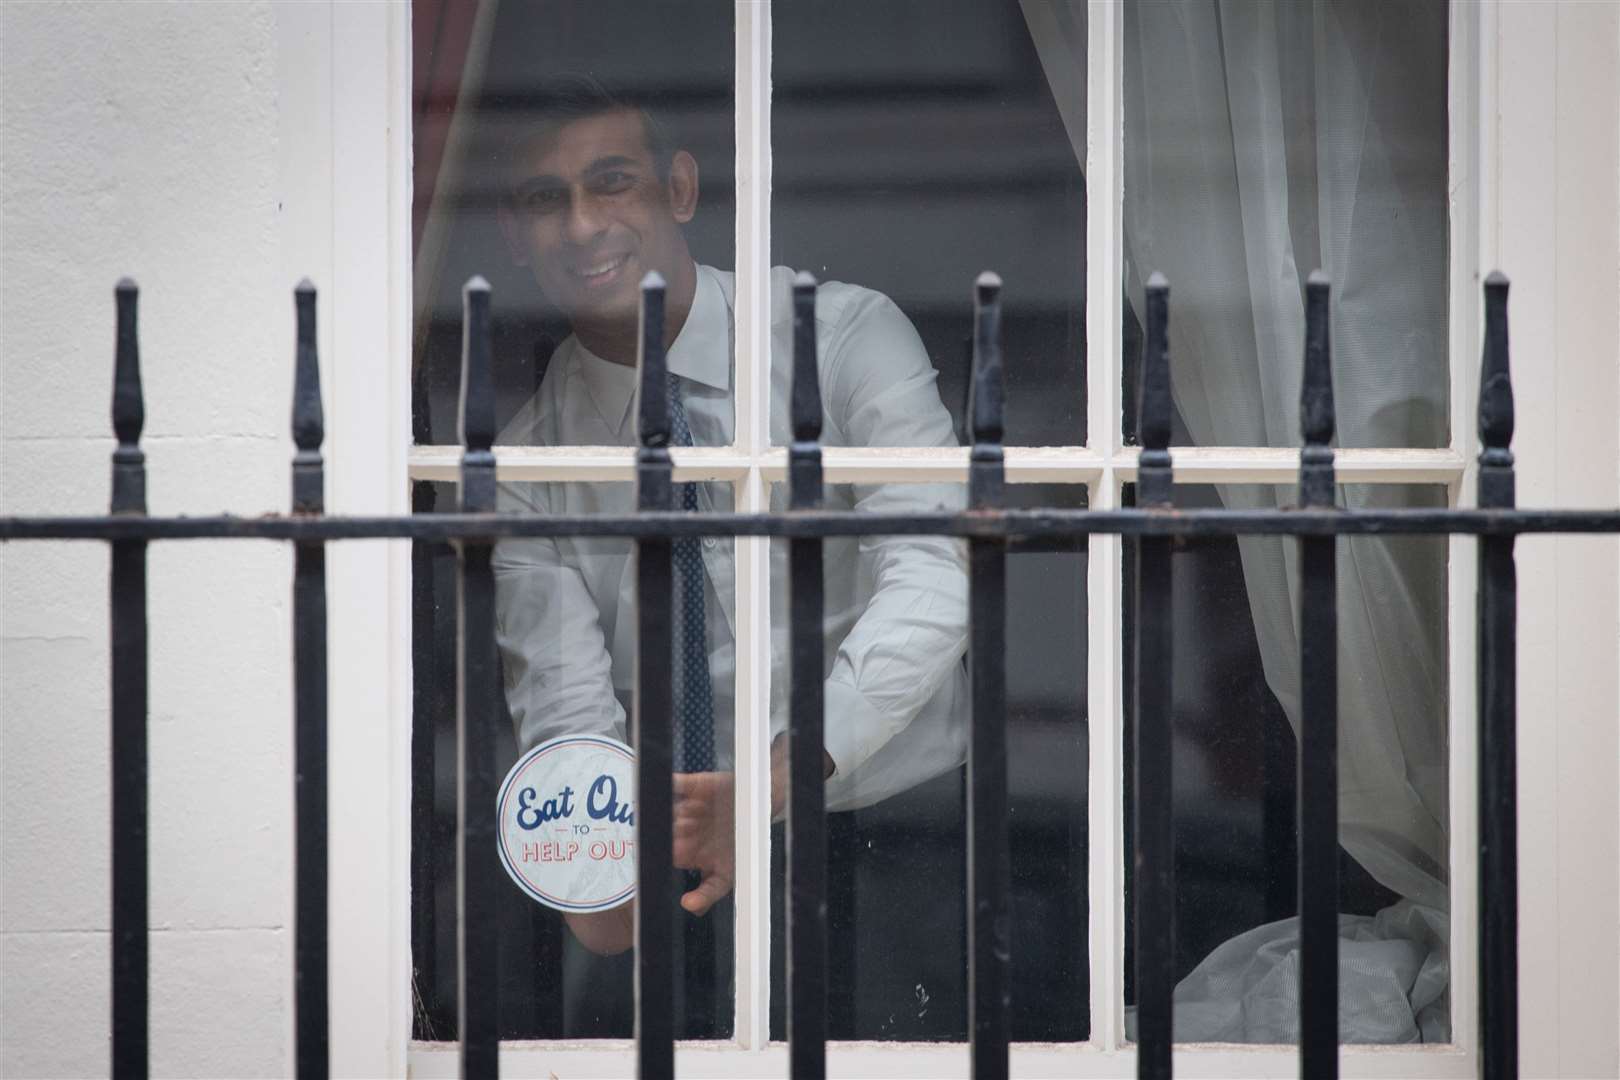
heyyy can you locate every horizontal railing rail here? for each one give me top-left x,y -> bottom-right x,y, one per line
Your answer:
0,269 -> 1606,1080
5,507 -> 1618,543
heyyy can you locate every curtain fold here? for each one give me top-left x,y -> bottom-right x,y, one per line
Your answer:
1026,0 -> 1452,1042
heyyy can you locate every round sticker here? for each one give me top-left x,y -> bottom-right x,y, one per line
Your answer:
496,734 -> 636,913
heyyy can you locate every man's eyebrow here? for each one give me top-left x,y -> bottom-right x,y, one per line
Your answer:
584,155 -> 642,176
513,174 -> 566,196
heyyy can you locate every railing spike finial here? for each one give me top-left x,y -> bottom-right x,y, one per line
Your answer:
791,271 -> 821,443
969,270 -> 1004,450
291,280 -> 325,514
1137,273 -> 1173,508
1299,271 -> 1335,509
111,278 -> 146,514
635,271 -> 673,514
1301,271 -> 1335,446
789,272 -> 822,510
459,275 -> 496,513
1479,271 -> 1514,467
637,270 -> 670,451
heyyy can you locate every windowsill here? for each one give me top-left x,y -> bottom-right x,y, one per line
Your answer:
405,1037 -> 1471,1078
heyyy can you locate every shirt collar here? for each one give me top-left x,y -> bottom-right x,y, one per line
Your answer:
666,264 -> 732,393
573,263 -> 731,434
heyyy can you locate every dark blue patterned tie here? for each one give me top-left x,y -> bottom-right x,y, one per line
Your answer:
668,374 -> 716,772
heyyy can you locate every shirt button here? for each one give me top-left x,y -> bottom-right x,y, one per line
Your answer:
702,537 -> 718,550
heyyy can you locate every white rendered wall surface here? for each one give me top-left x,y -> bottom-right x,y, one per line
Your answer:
2,3 -> 294,1075
3,2 -> 412,1075
1496,4 -> 1620,1076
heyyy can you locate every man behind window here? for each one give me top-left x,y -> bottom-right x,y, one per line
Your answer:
491,75 -> 969,1005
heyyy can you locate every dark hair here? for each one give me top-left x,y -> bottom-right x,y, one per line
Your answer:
502,73 -> 678,194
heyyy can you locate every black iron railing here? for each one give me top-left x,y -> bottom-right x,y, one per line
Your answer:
3,269 -> 1618,1080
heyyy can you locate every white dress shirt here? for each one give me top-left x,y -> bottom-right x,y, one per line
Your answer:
493,264 -> 969,810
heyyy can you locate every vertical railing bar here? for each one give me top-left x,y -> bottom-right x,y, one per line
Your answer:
109,277 -> 149,1080
786,271 -> 827,1080
634,272 -> 676,1080
409,479 -> 443,1037
1133,273 -> 1174,1080
1296,271 -> 1339,1080
967,272 -> 1010,1080
291,280 -> 330,1079
1476,271 -> 1517,1080
455,276 -> 500,1079
410,352 -> 443,1037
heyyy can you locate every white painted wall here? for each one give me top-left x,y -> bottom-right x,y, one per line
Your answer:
3,3 -> 414,1076
0,2 -> 296,1077
1497,4 -> 1620,1076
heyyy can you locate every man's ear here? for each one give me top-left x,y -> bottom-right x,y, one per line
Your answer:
667,150 -> 699,224
496,202 -> 530,267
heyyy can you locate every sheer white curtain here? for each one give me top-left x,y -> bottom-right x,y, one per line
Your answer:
1026,0 -> 1451,1042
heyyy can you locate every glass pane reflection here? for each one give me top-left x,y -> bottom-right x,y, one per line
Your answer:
1122,483 -> 1450,1045
1121,0 -> 1449,448
415,476 -> 737,1040
774,0 -> 1087,447
767,482 -> 1090,1041
412,0 -> 736,450
410,0 -> 737,1039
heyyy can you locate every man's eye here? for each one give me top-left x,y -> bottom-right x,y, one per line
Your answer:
522,189 -> 565,213
594,171 -> 634,194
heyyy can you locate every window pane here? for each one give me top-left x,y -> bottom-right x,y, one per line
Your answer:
412,0 -> 735,449
773,0 -> 1087,447
766,482 -> 1090,1041
1121,1 -> 1449,448
1121,483 -> 1450,1045
412,478 -> 738,1039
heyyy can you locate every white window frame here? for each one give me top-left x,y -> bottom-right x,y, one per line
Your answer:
278,0 -> 1619,1075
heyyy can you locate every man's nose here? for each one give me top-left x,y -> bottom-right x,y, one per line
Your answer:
563,191 -> 607,247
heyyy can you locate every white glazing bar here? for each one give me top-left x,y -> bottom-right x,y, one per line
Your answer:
407,444 -> 754,483
1086,471 -> 1123,1052
327,2 -> 413,1073
730,0 -> 773,1051
1442,0 -> 1493,1062
1084,0 -> 1124,1051
408,444 -> 1466,487
756,446 -> 1107,485
1111,447 -> 1466,485
1445,482 -> 1481,1065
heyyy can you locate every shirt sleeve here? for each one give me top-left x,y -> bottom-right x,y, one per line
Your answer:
816,288 -> 970,779
493,478 -> 627,752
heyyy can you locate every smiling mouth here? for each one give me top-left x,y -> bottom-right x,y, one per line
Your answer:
571,254 -> 630,285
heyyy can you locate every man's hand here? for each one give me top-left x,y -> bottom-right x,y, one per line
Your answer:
565,904 -> 635,956
625,741 -> 839,923
673,771 -> 736,915
768,733 -> 836,821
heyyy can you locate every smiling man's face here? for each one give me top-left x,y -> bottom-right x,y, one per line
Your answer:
502,108 -> 697,336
